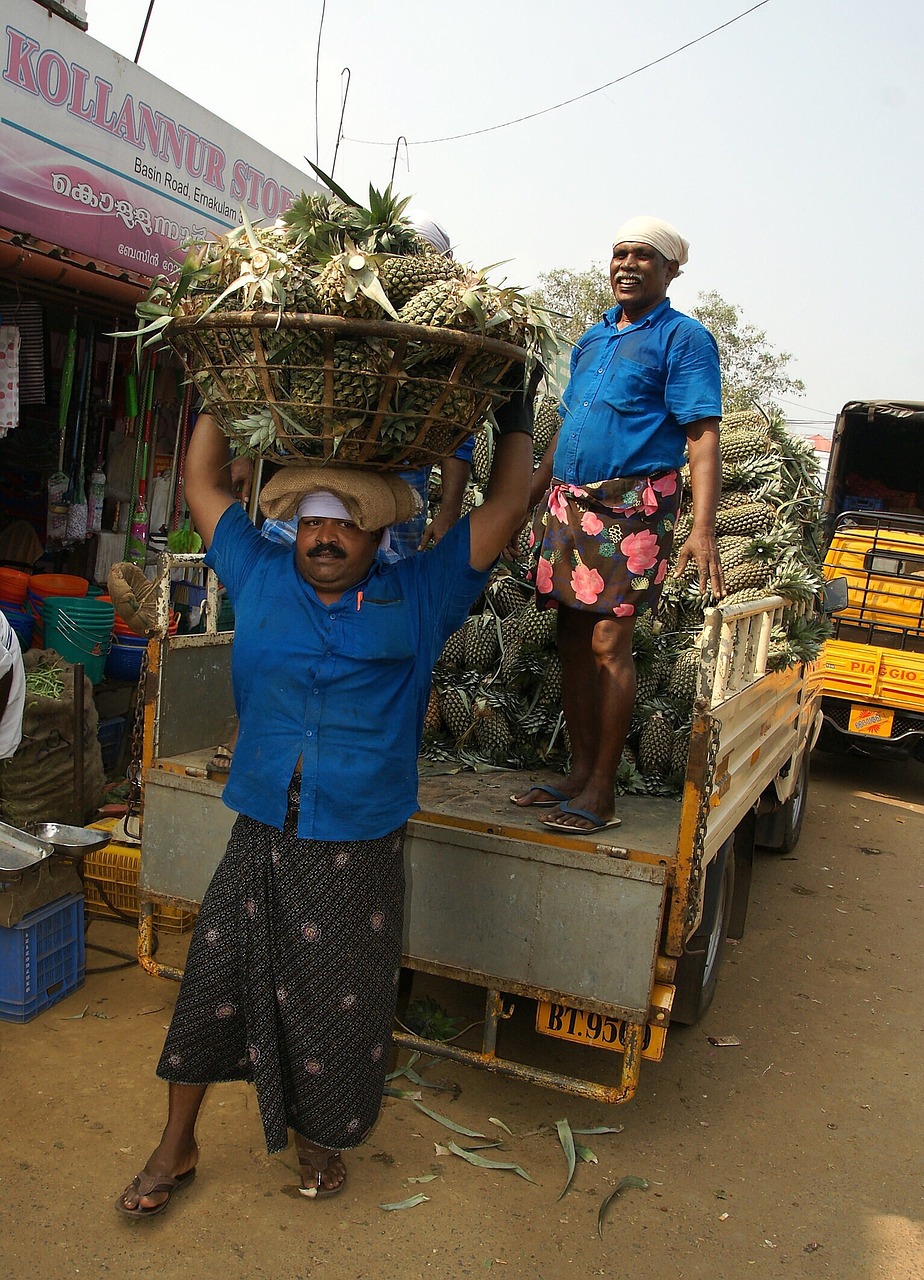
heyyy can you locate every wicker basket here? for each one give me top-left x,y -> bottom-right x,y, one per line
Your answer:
168,311 -> 527,471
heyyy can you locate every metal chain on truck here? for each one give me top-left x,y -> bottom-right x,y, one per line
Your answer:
685,716 -> 721,932
123,644 -> 149,840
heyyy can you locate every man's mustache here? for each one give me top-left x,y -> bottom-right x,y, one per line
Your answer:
307,542 -> 347,559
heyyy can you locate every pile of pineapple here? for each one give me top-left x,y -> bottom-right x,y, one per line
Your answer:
135,180 -> 557,468
422,406 -> 831,797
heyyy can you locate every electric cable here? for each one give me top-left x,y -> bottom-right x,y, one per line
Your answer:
346,1 -> 772,147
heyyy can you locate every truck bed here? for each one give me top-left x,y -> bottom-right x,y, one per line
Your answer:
416,763 -> 681,860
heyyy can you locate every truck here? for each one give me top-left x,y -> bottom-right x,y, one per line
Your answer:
817,400 -> 924,758
131,552 -> 823,1106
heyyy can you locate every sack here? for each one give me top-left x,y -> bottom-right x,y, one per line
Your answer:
0,650 -> 104,828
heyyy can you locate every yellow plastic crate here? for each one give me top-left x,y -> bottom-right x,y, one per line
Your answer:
83,822 -> 195,934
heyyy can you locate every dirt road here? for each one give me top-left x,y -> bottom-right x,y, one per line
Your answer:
1,748 -> 922,1280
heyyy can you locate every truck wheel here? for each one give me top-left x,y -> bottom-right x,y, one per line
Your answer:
755,749 -> 811,854
671,835 -> 735,1026
761,749 -> 810,854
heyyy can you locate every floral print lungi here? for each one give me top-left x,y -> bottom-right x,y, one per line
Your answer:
157,775 -> 406,1154
526,471 -> 681,618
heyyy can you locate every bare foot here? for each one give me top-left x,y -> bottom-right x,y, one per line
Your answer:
295,1136 -> 347,1198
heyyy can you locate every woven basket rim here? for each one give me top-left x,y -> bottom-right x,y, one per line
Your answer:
168,310 -> 528,362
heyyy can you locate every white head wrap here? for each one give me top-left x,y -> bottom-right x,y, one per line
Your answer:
406,207 -> 452,258
295,490 -> 393,555
296,491 -> 352,522
613,216 -> 689,271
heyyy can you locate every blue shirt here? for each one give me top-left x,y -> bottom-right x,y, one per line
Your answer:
205,503 -> 489,841
554,299 -> 721,484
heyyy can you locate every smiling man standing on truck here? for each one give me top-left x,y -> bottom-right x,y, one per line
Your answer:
513,216 -> 723,833
115,374 -> 538,1217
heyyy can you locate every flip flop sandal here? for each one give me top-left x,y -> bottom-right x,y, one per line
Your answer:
508,785 -> 570,808
115,1167 -> 196,1220
297,1148 -> 346,1199
206,744 -> 233,779
540,802 -> 622,835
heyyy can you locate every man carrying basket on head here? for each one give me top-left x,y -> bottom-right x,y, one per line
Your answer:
115,366 -> 540,1217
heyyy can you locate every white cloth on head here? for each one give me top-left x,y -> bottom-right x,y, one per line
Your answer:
295,490 -> 393,554
406,208 -> 452,257
296,492 -> 353,522
613,216 -> 689,270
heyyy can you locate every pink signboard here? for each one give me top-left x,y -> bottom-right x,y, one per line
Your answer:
0,0 -> 320,279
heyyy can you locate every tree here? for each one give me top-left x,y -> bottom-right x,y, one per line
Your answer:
692,291 -> 804,415
531,264 -> 612,345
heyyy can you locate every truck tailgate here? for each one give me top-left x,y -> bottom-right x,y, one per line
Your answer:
822,638 -> 924,713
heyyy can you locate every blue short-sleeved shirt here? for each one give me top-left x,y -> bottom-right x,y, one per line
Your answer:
554,299 -> 722,485
205,503 -> 489,841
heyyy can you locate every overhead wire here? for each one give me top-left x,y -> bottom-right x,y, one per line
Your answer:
345,1 -> 772,147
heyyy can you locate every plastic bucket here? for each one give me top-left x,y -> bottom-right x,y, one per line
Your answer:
27,573 -> 88,601
43,596 -> 114,684
2,606 -> 33,650
105,633 -> 148,682
0,568 -> 30,607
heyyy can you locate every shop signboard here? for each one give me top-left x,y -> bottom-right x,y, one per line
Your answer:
0,0 -> 319,279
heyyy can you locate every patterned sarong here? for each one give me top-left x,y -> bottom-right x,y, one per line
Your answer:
526,471 -> 681,618
157,776 -> 406,1154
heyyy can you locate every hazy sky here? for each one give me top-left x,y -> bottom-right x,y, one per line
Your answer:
84,0 -> 924,432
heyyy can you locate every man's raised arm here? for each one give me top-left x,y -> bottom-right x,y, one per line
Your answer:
468,366 -> 543,571
183,413 -> 237,551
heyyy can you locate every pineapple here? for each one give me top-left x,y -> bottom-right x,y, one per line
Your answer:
438,624 -> 466,671
716,535 -> 753,574
638,711 -> 675,775
519,601 -> 558,654
721,586 -> 775,609
380,251 -> 465,310
723,559 -> 773,595
472,428 -> 493,487
290,338 -> 389,431
474,702 -> 513,764
486,574 -> 529,619
669,725 -> 691,780
439,686 -> 473,742
720,430 -> 778,465
399,277 -> 479,330
533,396 -> 561,460
537,651 -> 563,708
715,502 -> 773,537
463,613 -> 500,673
667,647 -> 700,712
499,610 -> 525,678
389,372 -> 476,446
422,685 -> 443,745
314,245 -> 398,320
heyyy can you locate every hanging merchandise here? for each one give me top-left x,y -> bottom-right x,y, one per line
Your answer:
125,353 -> 157,565
48,313 -> 78,543
88,323 -> 120,536
126,450 -> 149,566
167,383 -> 192,532
0,326 -> 21,438
65,329 -> 95,542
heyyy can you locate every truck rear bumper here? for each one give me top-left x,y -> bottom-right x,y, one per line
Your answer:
819,696 -> 924,757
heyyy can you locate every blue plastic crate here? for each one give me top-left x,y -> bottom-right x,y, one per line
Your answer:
97,715 -> 126,772
0,893 -> 85,1022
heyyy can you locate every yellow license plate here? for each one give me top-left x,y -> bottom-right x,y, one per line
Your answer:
848,704 -> 895,737
536,998 -> 668,1062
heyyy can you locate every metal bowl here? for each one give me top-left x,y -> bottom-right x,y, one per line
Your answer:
0,820 -> 55,883
28,822 -> 111,861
